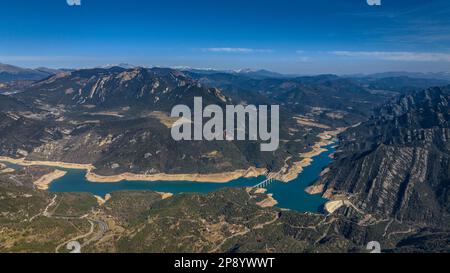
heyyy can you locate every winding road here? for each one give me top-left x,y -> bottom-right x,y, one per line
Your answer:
32,194 -> 110,253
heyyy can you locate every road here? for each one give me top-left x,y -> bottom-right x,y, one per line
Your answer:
30,193 -> 110,253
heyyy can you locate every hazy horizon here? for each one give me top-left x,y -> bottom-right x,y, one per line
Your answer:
3,61 -> 450,78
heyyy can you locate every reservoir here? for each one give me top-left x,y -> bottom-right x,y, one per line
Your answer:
3,145 -> 334,213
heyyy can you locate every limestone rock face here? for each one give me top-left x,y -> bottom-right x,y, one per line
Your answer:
315,87 -> 450,228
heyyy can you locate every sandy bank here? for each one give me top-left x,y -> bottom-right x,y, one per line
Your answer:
249,188 -> 278,208
0,168 -> 15,174
94,194 -> 112,206
0,163 -> 15,174
256,194 -> 278,208
324,200 -> 347,214
0,157 -> 93,170
0,156 -> 267,184
85,167 -> 267,183
34,170 -> 68,190
158,192 -> 174,200
272,128 -> 345,183
305,184 -> 325,195
324,199 -> 362,215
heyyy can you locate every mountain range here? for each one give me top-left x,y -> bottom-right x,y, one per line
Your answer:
0,63 -> 70,82
2,65 -> 449,177
309,86 -> 450,237
0,64 -> 449,252
1,66 -> 326,177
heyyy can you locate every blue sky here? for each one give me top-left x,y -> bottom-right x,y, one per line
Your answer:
1,0 -> 450,74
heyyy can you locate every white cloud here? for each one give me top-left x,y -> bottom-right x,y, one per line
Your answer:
203,48 -> 274,53
330,51 -> 450,62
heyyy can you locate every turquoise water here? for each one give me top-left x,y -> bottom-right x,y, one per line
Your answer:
266,146 -> 333,212
48,171 -> 265,197
2,145 -> 334,213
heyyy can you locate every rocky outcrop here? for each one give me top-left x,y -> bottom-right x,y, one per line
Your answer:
21,67 -> 231,111
312,87 -> 450,229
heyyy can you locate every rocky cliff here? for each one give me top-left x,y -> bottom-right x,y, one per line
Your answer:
313,87 -> 450,229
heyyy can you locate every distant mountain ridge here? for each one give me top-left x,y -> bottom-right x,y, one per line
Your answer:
180,67 -> 298,79
0,63 -> 68,82
349,76 -> 450,94
21,66 -> 230,110
3,62 -> 450,83
348,71 -> 450,81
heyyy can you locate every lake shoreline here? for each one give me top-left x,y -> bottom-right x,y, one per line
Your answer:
85,167 -> 267,183
0,156 -> 267,184
270,128 -> 344,183
0,129 -> 342,190
34,170 -> 68,190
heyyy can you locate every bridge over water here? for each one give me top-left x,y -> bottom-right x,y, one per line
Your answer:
253,177 -> 276,188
